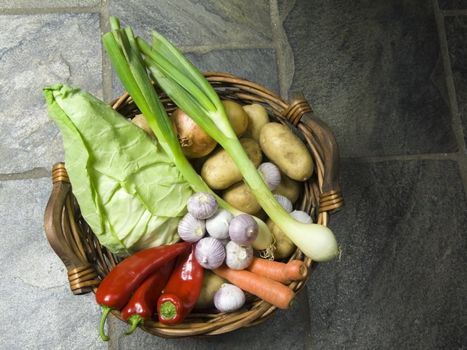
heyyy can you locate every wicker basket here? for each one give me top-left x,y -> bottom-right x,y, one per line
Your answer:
43,72 -> 343,338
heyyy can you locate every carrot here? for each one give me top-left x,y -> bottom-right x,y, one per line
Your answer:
213,266 -> 295,309
246,258 -> 308,284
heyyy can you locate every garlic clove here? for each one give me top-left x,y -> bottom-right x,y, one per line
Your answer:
274,194 -> 293,213
178,213 -> 206,242
258,162 -> 281,190
225,241 -> 253,270
206,209 -> 234,239
214,283 -> 245,313
187,192 -> 218,219
195,237 -> 226,269
229,214 -> 258,245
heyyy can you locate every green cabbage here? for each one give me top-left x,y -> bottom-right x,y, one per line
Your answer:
44,84 -> 192,256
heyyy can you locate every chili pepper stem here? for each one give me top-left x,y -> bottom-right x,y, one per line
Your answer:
99,306 -> 112,341
125,315 -> 144,335
160,301 -> 177,321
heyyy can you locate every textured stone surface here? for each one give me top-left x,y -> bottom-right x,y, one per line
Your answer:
0,13 -> 102,173
109,0 -> 272,46
0,179 -> 106,350
282,0 -> 457,157
112,48 -> 280,101
0,0 -> 99,9
446,16 -> 467,149
438,0 -> 467,9
108,289 -> 311,349
307,159 -> 467,349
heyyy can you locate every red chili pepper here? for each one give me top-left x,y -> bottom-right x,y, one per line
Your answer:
95,242 -> 190,340
157,245 -> 204,325
120,259 -> 175,335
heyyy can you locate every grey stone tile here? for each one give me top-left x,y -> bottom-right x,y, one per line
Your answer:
0,179 -> 106,350
0,13 -> 102,173
307,159 -> 467,349
438,0 -> 467,9
108,289 -> 310,349
109,0 -> 272,47
0,0 -> 100,9
112,49 -> 280,103
446,16 -> 467,149
282,0 -> 457,157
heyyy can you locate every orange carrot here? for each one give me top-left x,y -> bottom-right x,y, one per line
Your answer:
246,258 -> 308,284
213,266 -> 295,309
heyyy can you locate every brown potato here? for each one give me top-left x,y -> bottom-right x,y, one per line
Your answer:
223,182 -> 261,214
273,173 -> 300,203
267,218 -> 296,259
132,114 -> 154,137
223,100 -> 249,137
201,138 -> 262,190
259,123 -> 314,181
242,103 -> 269,141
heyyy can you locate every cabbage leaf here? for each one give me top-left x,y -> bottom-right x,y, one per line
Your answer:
44,84 -> 192,255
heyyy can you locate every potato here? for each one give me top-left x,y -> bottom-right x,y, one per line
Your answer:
223,100 -> 249,137
273,173 -> 300,203
267,218 -> 296,259
132,114 -> 154,137
259,123 -> 314,181
201,138 -> 262,190
195,271 -> 226,309
223,182 -> 261,214
242,103 -> 269,141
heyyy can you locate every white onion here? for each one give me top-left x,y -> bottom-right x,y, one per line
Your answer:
225,241 -> 253,270
177,213 -> 205,242
206,209 -> 234,239
214,283 -> 245,312
195,237 -> 225,269
187,192 -> 218,219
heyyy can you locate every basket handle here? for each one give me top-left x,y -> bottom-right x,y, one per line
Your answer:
43,163 -> 100,295
283,95 -> 344,213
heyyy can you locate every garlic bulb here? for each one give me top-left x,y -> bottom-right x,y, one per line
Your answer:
187,192 -> 218,219
195,237 -> 226,269
206,209 -> 234,239
228,214 -> 258,245
225,241 -> 253,270
214,283 -> 245,312
258,162 -> 281,190
178,213 -> 206,242
274,194 -> 293,213
290,210 -> 313,224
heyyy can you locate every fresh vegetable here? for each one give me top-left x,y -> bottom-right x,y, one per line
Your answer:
206,209 -> 233,239
225,241 -> 253,270
157,246 -> 204,324
214,283 -> 246,312
200,138 -> 263,190
222,182 -> 261,214
102,21 -> 274,254
273,174 -> 300,203
187,192 -> 218,219
243,103 -> 270,141
134,24 -> 338,261
195,237 -> 226,269
222,100 -> 249,137
213,266 -> 295,309
194,271 -> 226,309
121,260 -> 175,335
258,162 -> 281,190
132,113 -> 154,136
172,108 -> 217,158
290,210 -> 312,224
274,194 -> 293,213
95,242 -> 190,340
267,218 -> 295,259
246,257 -> 308,284
177,213 -> 206,242
259,122 -> 314,182
44,84 -> 192,255
229,214 -> 258,245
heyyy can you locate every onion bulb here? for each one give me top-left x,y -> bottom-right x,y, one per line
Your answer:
172,108 -> 217,158
195,237 -> 226,269
214,283 -> 245,312
229,214 -> 258,245
225,241 -> 253,270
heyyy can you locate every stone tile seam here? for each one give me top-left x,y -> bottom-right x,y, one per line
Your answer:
100,0 -> 112,103
0,6 -> 100,15
443,9 -> 467,16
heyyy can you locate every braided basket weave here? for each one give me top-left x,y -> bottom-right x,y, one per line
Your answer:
44,72 -> 343,338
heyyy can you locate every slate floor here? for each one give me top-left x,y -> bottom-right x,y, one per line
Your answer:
1,1 -> 466,349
